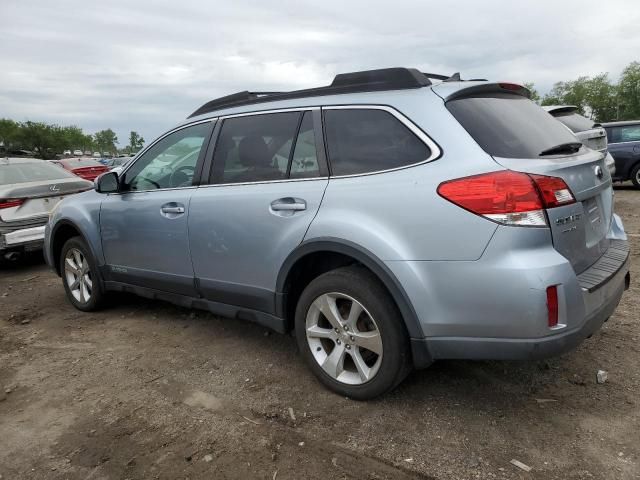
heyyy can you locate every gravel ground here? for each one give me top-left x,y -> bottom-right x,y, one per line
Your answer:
0,186 -> 638,480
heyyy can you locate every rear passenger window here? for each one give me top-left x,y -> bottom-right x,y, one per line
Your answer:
618,125 -> 640,142
212,112 -> 301,184
323,109 -> 430,176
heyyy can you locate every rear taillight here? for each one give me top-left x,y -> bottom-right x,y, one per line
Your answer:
546,285 -> 559,327
0,198 -> 24,210
437,171 -> 575,227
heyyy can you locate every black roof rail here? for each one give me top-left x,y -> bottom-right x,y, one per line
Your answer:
187,67 -> 432,118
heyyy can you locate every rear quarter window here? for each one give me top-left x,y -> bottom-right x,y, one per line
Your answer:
447,94 -> 579,158
323,109 -> 431,176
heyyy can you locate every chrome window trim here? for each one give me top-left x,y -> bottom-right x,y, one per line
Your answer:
217,106 -> 320,120
321,105 -> 442,179
196,176 -> 329,190
117,118 -> 216,190
607,140 -> 640,145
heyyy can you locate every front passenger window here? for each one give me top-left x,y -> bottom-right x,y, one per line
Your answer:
124,122 -> 211,191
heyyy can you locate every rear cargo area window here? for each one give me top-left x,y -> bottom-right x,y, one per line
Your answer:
553,112 -> 596,133
323,109 -> 430,176
447,94 -> 579,158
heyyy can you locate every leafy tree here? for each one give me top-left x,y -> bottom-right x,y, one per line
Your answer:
93,129 -> 118,154
617,61 -> 640,120
0,119 -> 20,150
127,131 -> 145,153
17,121 -> 65,159
524,83 -> 541,104
541,74 -> 618,122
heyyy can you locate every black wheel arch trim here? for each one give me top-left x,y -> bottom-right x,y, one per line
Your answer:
276,238 -> 425,340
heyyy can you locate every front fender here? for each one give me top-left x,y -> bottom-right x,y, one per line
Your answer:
47,190 -> 104,270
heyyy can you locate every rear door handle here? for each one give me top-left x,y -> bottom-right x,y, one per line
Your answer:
271,198 -> 307,211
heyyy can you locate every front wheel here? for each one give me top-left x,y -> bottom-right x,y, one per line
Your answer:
295,266 -> 412,400
60,236 -> 105,311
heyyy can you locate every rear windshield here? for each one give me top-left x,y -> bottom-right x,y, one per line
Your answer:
446,94 -> 579,158
552,112 -> 596,133
0,162 -> 76,185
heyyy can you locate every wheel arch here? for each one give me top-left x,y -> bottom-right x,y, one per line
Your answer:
50,220 -> 93,276
276,238 -> 425,341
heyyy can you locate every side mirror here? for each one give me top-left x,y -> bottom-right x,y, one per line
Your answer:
94,171 -> 119,193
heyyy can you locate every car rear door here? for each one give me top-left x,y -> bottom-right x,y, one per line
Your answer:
445,88 -> 614,274
188,109 -> 328,314
99,121 -> 213,296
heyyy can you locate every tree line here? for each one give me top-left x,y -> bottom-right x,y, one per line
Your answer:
0,120 -> 145,159
526,61 -> 640,122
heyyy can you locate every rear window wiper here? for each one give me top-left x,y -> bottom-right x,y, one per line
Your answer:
539,142 -> 583,156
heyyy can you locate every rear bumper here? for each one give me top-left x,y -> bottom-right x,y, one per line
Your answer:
390,219 -> 631,366
415,253 -> 629,361
0,225 -> 46,251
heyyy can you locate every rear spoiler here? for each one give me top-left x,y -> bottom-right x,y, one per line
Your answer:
443,82 -> 531,102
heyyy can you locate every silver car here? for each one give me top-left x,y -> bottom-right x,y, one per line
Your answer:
45,68 -> 630,399
544,105 -> 616,175
1,158 -> 92,261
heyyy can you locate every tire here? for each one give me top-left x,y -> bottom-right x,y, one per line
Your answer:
631,163 -> 640,188
60,236 -> 106,311
295,265 -> 412,400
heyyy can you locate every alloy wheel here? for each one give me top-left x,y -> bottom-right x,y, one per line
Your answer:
305,292 -> 383,385
64,248 -> 93,304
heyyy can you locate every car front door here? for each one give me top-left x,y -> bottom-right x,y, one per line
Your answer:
100,121 -> 213,296
188,110 -> 328,315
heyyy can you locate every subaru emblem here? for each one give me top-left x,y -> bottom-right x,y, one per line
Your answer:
594,165 -> 603,180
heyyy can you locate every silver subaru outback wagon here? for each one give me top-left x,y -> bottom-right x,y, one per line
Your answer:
45,68 -> 630,399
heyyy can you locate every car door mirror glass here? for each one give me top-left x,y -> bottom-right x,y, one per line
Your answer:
95,171 -> 119,193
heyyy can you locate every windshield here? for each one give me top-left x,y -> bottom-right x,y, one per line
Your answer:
552,112 -> 596,133
0,162 -> 76,185
446,93 -> 579,158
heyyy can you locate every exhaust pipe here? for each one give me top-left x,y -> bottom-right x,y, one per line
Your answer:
4,251 -> 21,262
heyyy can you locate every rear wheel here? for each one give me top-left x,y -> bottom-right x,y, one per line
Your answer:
631,163 -> 640,188
295,266 -> 411,399
60,237 -> 105,311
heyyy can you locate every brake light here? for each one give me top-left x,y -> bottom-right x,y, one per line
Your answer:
499,82 -> 524,91
546,285 -> 559,327
437,171 -> 576,227
0,198 -> 24,209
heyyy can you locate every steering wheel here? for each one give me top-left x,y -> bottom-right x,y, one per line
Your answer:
134,176 -> 160,189
169,165 -> 196,188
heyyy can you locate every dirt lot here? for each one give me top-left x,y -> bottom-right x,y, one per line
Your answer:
0,187 -> 638,480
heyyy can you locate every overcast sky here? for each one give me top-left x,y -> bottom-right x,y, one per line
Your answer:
1,0 -> 639,147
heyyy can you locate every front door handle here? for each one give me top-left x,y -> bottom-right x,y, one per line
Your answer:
161,206 -> 185,214
271,198 -> 307,211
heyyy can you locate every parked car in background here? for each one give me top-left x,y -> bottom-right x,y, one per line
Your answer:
602,121 -> 640,188
544,105 -> 615,176
45,68 -> 630,399
1,158 -> 92,261
83,151 -> 92,156
73,150 -> 83,156
63,150 -> 72,156
105,156 -> 132,175
92,152 -> 101,158
51,158 -> 109,181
